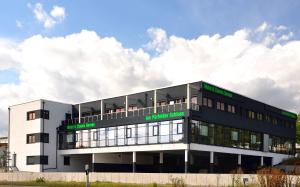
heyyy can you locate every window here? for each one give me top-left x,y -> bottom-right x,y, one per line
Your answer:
248,111 -> 255,119
27,133 -> 49,144
41,110 -> 49,119
64,156 -> 70,165
177,123 -> 183,134
250,134 -> 257,144
203,98 -> 213,108
27,111 -> 36,120
153,125 -> 159,136
272,118 -> 278,125
231,131 -> 238,141
27,135 -> 36,143
26,156 -> 48,165
128,106 -> 138,111
27,110 -> 49,120
169,100 -> 175,105
93,131 -> 98,141
66,134 -> 73,143
175,99 -> 181,103
65,113 -> 72,120
228,105 -> 236,114
265,115 -> 271,122
257,113 -> 263,121
126,128 -> 132,138
75,133 -> 79,142
191,96 -> 197,104
200,125 -> 208,136
216,102 -> 225,111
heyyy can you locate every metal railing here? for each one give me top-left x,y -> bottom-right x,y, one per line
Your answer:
61,102 -> 192,126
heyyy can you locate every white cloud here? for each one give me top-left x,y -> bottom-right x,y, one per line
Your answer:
0,24 -> 300,137
50,6 -> 65,20
31,3 -> 66,28
16,20 -> 23,28
255,22 -> 269,33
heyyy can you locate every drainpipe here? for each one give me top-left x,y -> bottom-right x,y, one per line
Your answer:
41,100 -> 45,172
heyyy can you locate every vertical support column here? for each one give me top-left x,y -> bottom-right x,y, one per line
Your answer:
100,100 -> 103,120
92,153 -> 95,172
187,84 -> 190,109
132,151 -> 136,173
209,151 -> 214,173
154,90 -> 157,113
184,149 -> 189,173
237,154 -> 242,171
159,152 -> 164,173
260,156 -> 264,167
79,104 -> 81,123
125,95 -> 128,117
271,157 -> 274,167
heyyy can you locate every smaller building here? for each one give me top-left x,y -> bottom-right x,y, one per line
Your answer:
0,137 -> 8,169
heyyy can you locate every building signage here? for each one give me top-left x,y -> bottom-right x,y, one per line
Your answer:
145,111 -> 185,121
281,111 -> 297,119
203,82 -> 233,98
66,122 -> 96,130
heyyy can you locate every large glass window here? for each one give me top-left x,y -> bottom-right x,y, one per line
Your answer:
160,121 -> 170,143
126,125 -> 136,145
172,119 -> 183,142
107,127 -> 116,146
117,126 -> 125,145
137,124 -> 147,144
99,128 -> 106,147
149,122 -> 159,144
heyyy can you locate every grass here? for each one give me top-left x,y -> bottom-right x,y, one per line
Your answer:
0,181 -> 171,187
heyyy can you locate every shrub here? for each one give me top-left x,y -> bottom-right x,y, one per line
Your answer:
35,177 -> 46,183
169,177 -> 186,187
257,167 -> 286,187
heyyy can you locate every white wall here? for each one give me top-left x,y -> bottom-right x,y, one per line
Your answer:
9,100 -> 72,172
43,100 -> 72,171
58,154 -> 92,172
9,100 -> 42,172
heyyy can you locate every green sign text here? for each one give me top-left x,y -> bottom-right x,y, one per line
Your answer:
203,82 -> 233,98
67,122 -> 96,130
145,111 -> 185,121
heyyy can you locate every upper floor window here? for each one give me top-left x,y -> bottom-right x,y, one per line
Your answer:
272,118 -> 278,125
203,98 -> 213,108
265,115 -> 271,122
216,101 -> 225,111
191,96 -> 197,104
257,113 -> 263,121
27,112 -> 36,120
228,105 -> 236,114
27,110 -> 49,121
248,110 -> 255,119
128,106 -> 138,111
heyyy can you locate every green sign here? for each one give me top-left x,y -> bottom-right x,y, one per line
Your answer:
281,111 -> 297,119
203,82 -> 233,98
145,111 -> 185,121
67,122 -> 96,130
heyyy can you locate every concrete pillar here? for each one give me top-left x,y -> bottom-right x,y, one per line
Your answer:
79,104 -> 81,123
125,95 -> 128,117
133,151 -> 136,173
271,157 -> 274,167
92,154 -> 95,172
209,151 -> 214,173
159,152 -> 163,173
187,84 -> 190,109
154,90 -> 157,113
100,100 -> 103,120
237,154 -> 242,171
184,149 -> 189,173
260,156 -> 264,167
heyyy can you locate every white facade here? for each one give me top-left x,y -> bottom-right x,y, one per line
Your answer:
9,100 -> 72,172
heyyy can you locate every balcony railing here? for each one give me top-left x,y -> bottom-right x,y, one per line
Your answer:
61,102 -> 200,126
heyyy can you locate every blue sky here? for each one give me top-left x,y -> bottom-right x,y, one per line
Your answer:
1,0 -> 300,48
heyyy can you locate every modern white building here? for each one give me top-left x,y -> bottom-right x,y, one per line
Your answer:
8,81 -> 297,173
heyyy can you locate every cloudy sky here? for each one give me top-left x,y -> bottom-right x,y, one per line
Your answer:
0,0 -> 300,136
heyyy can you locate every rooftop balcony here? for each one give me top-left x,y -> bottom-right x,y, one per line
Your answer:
61,102 -> 200,126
